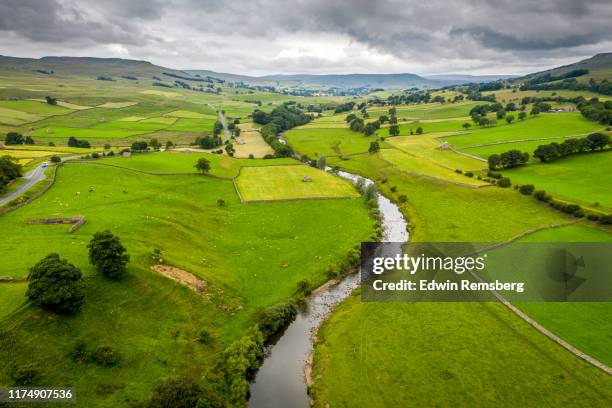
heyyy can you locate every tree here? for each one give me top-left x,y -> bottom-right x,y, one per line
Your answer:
131,141 -> 148,152
533,143 -> 560,162
488,154 -> 501,170
5,132 -> 24,145
88,231 -> 130,279
519,184 -> 535,195
505,114 -> 515,124
499,149 -> 529,168
104,144 -> 111,149
345,113 -> 357,123
234,127 -> 241,138
147,377 -> 222,408
496,110 -> 506,120
195,157 -> 211,173
0,155 -> 22,192
368,141 -> 380,153
415,127 -> 423,135
316,155 -> 326,169
149,138 -> 161,151
50,155 -> 61,163
518,111 -> 527,120
389,115 -> 398,125
45,96 -> 57,105
586,132 -> 610,150
389,124 -> 400,136
165,140 -> 174,150
530,106 -> 541,116
378,115 -> 389,124
225,143 -> 235,157
364,122 -> 378,136
462,123 -> 471,130
24,136 -> 34,145
26,254 -> 85,314
349,118 -> 365,132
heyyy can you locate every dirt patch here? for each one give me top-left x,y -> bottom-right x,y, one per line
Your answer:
151,264 -> 207,295
151,264 -> 243,312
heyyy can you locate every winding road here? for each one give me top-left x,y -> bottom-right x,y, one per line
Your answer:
0,162 -> 48,206
208,103 -> 230,142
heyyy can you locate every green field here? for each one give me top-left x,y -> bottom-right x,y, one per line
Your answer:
0,160 -> 375,406
501,151 -> 612,209
442,113 -> 603,149
102,151 -> 297,178
284,127 -> 379,157
235,164 -> 360,201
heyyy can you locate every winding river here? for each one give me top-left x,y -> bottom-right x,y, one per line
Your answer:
248,170 -> 409,408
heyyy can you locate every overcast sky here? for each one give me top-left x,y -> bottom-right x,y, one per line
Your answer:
1,0 -> 611,76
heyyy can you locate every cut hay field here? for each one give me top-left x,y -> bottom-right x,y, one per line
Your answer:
501,151 -> 612,209
31,126 -> 152,139
101,151 -> 297,178
233,123 -> 274,158
0,160 -> 375,406
235,165 -> 360,201
0,100 -> 73,115
441,113 -> 603,149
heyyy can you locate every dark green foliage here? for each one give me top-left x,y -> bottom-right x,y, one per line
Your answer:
0,155 -> 22,192
599,214 -> 612,225
71,340 -> 89,363
256,105 -> 310,157
26,254 -> 85,314
87,231 -> 130,279
5,132 -> 24,145
349,118 -> 365,132
147,377 -> 216,408
45,95 -> 58,105
333,102 -> 355,114
255,303 -> 297,342
131,141 -> 149,152
222,328 -> 264,406
195,157 -> 211,173
534,133 -> 610,163
499,150 -> 529,169
519,184 -> 535,195
50,155 -> 61,163
10,363 -> 40,386
68,136 -> 91,148
224,143 -> 234,157
368,141 -> 380,153
195,135 -> 222,149
415,126 -> 423,134
497,177 -> 511,188
389,124 -> 400,136
197,330 -> 213,346
534,190 -> 552,202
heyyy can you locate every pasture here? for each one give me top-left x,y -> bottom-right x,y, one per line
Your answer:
284,127 -> 379,157
235,165 -> 360,201
501,151 -> 612,209
0,160 -> 375,406
233,123 -> 274,158
442,113 -> 603,149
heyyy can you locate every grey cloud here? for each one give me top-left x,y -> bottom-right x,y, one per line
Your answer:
0,0 -> 611,74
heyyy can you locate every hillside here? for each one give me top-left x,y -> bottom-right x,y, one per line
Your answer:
518,52 -> 612,82
0,55 -> 193,81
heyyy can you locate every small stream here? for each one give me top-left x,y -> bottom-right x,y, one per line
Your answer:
248,169 -> 408,408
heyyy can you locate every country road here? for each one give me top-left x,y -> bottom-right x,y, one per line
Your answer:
209,103 -> 230,142
0,162 -> 48,206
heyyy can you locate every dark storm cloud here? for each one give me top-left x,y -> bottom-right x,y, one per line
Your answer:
0,0 -> 610,74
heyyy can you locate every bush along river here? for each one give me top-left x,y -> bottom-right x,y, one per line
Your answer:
248,169 -> 409,408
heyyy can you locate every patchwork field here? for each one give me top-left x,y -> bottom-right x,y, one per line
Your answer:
368,101 -> 478,120
233,123 -> 274,158
235,164 -> 360,201
284,127 -> 380,157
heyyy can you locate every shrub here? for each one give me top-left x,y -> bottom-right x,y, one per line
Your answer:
91,152 -> 100,159
11,363 -> 39,386
217,199 -> 226,207
455,169 -> 463,174
599,214 -> 612,225
464,171 -> 474,177
255,303 -> 297,342
92,345 -> 120,366
71,340 -> 90,363
87,231 -> 130,279
104,144 -> 111,149
197,330 -> 213,346
390,186 -> 397,192
398,195 -> 407,203
586,214 -> 600,222
533,190 -> 551,202
147,377 -> 208,408
487,171 -> 502,179
519,184 -> 535,195
563,204 -> 581,214
497,177 -> 511,188
50,155 -> 61,163
26,254 -> 85,314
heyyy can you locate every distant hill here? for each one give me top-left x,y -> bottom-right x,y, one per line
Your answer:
424,74 -> 518,83
0,55 -> 193,81
257,73 -> 446,89
517,52 -> 612,83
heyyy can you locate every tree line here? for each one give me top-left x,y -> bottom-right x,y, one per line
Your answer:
253,105 -> 312,157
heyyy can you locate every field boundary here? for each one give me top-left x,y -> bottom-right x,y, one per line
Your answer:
75,160 -> 234,180
454,131 -> 602,150
472,219 -> 612,376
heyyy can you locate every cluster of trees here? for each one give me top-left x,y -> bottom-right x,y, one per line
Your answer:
4,132 -> 34,145
26,231 -> 129,315
533,133 -> 610,162
333,102 -> 355,114
0,155 -> 22,192
45,96 -> 57,105
487,149 -> 530,170
131,141 -> 149,152
346,113 -> 380,136
387,91 -> 432,105
68,136 -> 91,148
195,135 -> 222,149
578,98 -> 612,125
254,105 -> 312,157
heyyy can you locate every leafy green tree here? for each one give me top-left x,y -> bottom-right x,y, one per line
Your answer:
415,127 -> 423,135
389,115 -> 398,125
88,231 -> 130,279
388,107 -> 397,116
505,114 -> 515,124
317,155 -> 326,169
149,138 -> 161,151
195,157 -> 211,173
225,143 -> 235,157
4,132 -> 24,145
462,122 -> 471,129
378,115 -> 389,124
368,141 -> 380,153
50,155 -> 61,163
45,96 -> 57,105
389,124 -> 400,136
518,111 -> 527,120
131,141 -> 148,152
586,132 -> 610,150
519,184 -> 535,195
534,144 -> 560,162
165,140 -> 174,150
496,110 -> 506,120
499,149 -> 529,168
24,136 -> 34,145
487,154 -> 501,170
26,254 -> 85,314
345,113 -> 357,123
349,118 -> 365,132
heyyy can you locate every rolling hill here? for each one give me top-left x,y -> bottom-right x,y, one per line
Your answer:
517,52 -> 612,83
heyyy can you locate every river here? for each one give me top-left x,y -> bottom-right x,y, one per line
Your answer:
248,169 -> 408,408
